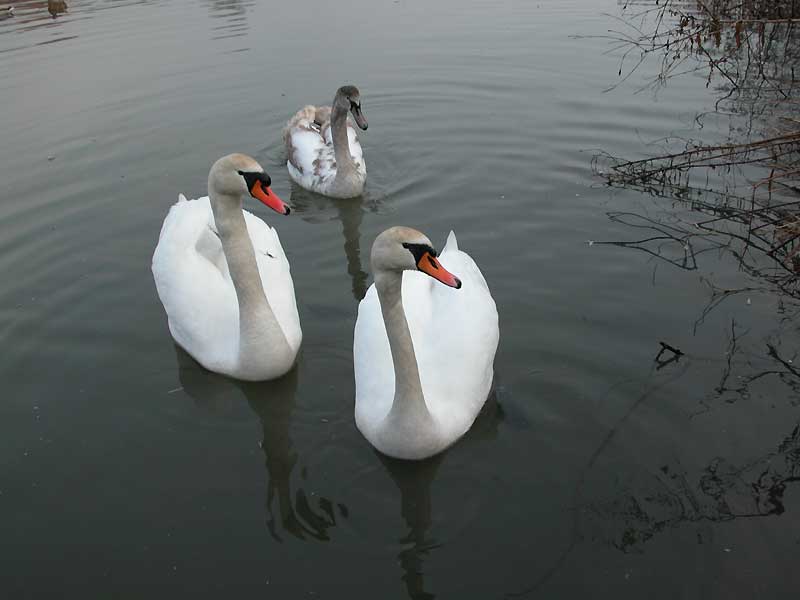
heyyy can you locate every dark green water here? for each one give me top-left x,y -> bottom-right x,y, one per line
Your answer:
1,0 -> 798,597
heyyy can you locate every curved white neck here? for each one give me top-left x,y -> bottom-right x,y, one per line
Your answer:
374,270 -> 434,431
209,191 -> 290,369
331,104 -> 356,176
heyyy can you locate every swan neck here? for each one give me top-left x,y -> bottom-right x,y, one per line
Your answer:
331,104 -> 356,174
209,190 -> 289,358
374,270 -> 431,424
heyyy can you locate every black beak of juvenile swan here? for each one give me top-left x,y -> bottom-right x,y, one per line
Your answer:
350,101 -> 368,130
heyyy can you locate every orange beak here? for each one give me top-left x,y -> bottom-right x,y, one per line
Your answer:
417,252 -> 462,289
250,180 -> 290,215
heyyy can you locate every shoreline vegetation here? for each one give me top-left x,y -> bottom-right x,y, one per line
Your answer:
572,3 -> 800,557
592,0 -> 800,299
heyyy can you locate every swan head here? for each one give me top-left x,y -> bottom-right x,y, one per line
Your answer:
371,227 -> 461,289
208,153 -> 290,215
335,85 -> 368,131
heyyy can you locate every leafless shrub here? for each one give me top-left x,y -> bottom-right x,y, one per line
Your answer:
591,1 -> 800,299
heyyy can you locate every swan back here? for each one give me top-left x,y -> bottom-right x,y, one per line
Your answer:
354,231 -> 499,458
152,196 -> 301,379
284,86 -> 368,198
153,196 -> 239,372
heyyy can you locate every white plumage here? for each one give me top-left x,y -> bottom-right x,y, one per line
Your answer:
153,196 -> 300,373
285,112 -> 366,196
354,230 -> 499,459
284,85 -> 369,198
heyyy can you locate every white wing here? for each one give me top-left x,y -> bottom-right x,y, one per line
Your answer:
152,196 -> 301,374
284,106 -> 365,195
354,231 -> 499,445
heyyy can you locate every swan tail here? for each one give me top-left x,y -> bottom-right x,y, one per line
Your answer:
284,105 -> 329,178
442,230 -> 492,291
283,105 -> 318,138
314,106 -> 332,126
155,195 -> 210,251
444,230 -> 459,253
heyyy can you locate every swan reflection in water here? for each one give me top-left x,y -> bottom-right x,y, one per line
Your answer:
289,186 -> 371,301
174,344 -> 347,542
379,392 -> 503,600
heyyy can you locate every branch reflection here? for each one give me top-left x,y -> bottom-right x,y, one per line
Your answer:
586,419 -> 800,553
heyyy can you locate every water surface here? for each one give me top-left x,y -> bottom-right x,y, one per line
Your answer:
1,0 -> 798,597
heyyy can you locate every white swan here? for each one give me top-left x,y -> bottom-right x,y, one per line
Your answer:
354,227 -> 499,460
284,85 -> 368,198
152,153 -> 302,381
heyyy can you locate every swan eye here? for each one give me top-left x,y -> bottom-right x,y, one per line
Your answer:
402,242 -> 438,264
238,170 -> 271,189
